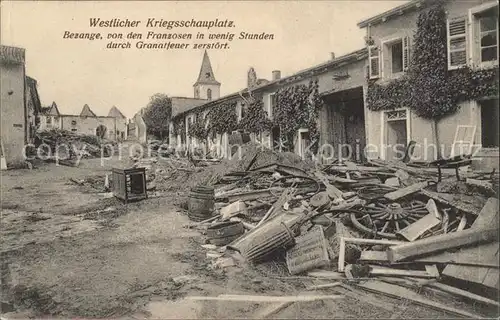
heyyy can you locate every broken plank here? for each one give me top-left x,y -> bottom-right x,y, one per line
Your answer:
225,188 -> 279,202
387,227 -> 499,263
369,265 -> 437,278
308,271 -> 346,279
415,280 -> 500,308
359,249 -> 499,268
186,294 -> 344,302
343,237 -> 405,246
396,213 -> 441,241
306,282 -> 342,291
421,189 -> 486,216
357,280 -> 482,318
314,171 -> 343,199
327,165 -> 386,173
254,302 -> 294,319
466,178 -> 495,193
384,181 -> 429,201
333,284 -> 395,312
439,198 -> 499,289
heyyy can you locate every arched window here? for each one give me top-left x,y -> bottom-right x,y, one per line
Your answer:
207,88 -> 212,101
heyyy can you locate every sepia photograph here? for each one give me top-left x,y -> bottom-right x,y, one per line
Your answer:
0,0 -> 499,318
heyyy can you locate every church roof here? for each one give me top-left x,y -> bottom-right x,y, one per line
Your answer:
80,104 -> 96,117
193,50 -> 220,86
108,105 -> 126,119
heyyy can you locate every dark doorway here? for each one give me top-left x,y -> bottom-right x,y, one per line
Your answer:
481,99 -> 499,148
96,125 -> 107,139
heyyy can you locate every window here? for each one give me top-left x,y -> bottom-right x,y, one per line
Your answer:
381,36 -> 410,77
71,128 -> 77,132
368,45 -> 380,78
268,93 -> 277,119
46,117 -> 52,124
241,103 -> 246,119
470,3 -> 499,67
207,88 -> 212,100
447,17 -> 468,69
390,40 -> 403,73
71,120 -> 77,126
479,15 -> 498,63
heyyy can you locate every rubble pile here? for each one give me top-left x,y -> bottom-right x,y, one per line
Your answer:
182,152 -> 500,315
35,129 -> 116,159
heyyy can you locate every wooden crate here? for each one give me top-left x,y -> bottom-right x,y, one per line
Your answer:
286,226 -> 330,275
112,167 -> 147,203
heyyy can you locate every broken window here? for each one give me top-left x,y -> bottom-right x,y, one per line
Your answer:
479,14 -> 498,63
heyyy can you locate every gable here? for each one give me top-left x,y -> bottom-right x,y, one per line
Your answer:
108,106 -> 126,119
80,104 -> 96,117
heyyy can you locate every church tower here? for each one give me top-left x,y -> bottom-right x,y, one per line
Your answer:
193,50 -> 220,101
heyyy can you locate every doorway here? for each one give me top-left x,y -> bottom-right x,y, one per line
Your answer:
480,99 -> 499,148
298,129 -> 310,158
385,110 -> 408,161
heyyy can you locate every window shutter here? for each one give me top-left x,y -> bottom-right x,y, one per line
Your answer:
402,36 -> 410,71
368,45 -> 380,78
447,17 -> 468,69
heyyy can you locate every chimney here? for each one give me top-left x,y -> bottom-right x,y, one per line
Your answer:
272,70 -> 281,80
330,52 -> 336,60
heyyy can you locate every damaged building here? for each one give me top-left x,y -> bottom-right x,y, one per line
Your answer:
359,0 -> 499,170
38,102 -> 128,141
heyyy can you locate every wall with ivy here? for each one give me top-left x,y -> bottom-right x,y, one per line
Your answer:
364,1 -> 499,160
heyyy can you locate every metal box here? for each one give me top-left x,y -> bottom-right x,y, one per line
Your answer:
112,167 -> 148,203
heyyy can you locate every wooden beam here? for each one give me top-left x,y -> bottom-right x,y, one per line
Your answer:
384,181 -> 429,201
359,249 -> 499,268
186,294 -> 344,302
415,280 -> 500,307
387,227 -> 499,263
357,280 -> 482,319
343,237 -> 405,246
306,282 -> 343,291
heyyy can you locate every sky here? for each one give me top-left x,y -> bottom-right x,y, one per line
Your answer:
1,1 -> 406,118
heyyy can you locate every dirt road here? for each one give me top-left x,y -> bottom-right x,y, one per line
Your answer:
1,158 -> 495,319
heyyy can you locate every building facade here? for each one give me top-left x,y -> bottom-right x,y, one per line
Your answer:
39,103 -> 127,141
169,48 -> 368,161
359,0 -> 498,168
1,45 -> 28,167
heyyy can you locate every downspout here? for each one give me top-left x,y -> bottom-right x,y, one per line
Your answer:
23,65 -> 27,145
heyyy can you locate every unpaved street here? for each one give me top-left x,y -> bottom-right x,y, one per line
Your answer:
1,158 -> 497,319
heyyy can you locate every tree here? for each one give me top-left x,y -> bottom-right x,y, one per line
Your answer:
143,93 -> 172,140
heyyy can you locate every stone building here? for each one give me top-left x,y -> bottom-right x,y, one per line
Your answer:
1,45 -> 29,167
39,103 -> 127,141
358,0 -> 498,169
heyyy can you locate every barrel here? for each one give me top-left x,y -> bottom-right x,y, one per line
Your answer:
188,186 -> 215,222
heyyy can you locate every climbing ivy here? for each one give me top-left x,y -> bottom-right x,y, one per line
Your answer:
207,101 -> 238,135
239,95 -> 274,133
187,111 -> 208,140
367,3 -> 498,119
273,79 -> 322,150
